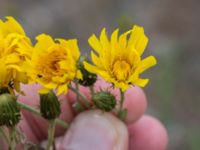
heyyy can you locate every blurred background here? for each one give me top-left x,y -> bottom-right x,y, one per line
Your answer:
0,0 -> 199,149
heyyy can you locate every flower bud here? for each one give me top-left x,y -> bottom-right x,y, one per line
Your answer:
0,94 -> 20,127
92,91 -> 116,112
40,91 -> 61,120
77,55 -> 97,86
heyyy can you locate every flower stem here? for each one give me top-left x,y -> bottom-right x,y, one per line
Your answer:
69,85 -> 90,108
75,82 -> 85,110
17,101 -> 69,129
117,89 -> 126,120
89,85 -> 95,95
9,127 -> 16,150
46,120 -> 56,150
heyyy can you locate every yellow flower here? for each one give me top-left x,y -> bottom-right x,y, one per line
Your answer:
0,16 -> 32,93
26,34 -> 82,95
84,25 -> 157,91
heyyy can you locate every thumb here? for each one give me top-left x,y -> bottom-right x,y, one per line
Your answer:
59,110 -> 128,150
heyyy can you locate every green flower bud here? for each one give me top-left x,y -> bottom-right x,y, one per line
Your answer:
40,91 -> 61,120
0,94 -> 20,127
92,91 -> 116,112
77,55 -> 97,86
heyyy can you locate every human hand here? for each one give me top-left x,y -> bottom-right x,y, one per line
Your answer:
2,80 -> 168,150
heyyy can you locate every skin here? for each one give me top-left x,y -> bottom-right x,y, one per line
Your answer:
1,80 -> 168,150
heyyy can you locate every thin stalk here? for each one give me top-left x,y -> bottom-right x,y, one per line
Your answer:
69,85 -> 90,108
75,82 -> 84,110
9,127 -> 16,150
89,86 -> 95,95
117,89 -> 125,118
46,120 -> 56,150
17,101 -> 69,129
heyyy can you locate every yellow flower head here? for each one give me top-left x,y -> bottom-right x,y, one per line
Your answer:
27,34 -> 82,95
84,25 -> 157,91
0,17 -> 32,93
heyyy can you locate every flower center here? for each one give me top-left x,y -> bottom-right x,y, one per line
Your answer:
112,60 -> 131,81
37,50 -> 67,79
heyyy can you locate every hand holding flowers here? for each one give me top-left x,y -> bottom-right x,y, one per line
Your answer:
0,16 -> 166,150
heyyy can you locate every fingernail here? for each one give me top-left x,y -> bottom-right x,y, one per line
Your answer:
60,110 -> 128,150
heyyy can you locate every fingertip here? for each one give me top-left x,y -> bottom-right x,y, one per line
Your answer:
60,110 -> 128,150
124,86 -> 147,124
128,115 -> 168,150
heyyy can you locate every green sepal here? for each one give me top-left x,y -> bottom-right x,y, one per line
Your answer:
0,94 -> 20,127
92,91 -> 116,112
40,91 -> 61,120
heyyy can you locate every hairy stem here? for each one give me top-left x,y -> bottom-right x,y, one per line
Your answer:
69,85 -> 90,108
117,89 -> 125,119
46,120 -> 56,150
17,101 -> 69,129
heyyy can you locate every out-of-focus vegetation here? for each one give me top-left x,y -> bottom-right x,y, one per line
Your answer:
0,0 -> 199,149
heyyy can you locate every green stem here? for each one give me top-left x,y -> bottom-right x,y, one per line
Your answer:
46,120 -> 56,150
0,127 -> 9,144
75,82 -> 84,110
69,85 -> 90,108
117,89 -> 125,119
89,86 -> 95,95
9,127 -> 16,150
17,101 -> 69,129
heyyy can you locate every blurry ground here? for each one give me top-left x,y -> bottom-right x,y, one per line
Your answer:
0,0 -> 199,149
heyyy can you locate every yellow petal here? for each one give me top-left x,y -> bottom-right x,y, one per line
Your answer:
113,81 -> 130,91
128,25 -> 148,56
76,70 -> 83,80
134,78 -> 149,87
137,56 -> 157,73
111,28 -> 119,45
88,34 -> 102,54
57,84 -> 68,95
35,34 -> 55,50
60,39 -> 80,60
83,61 -> 100,74
119,30 -> 131,48
39,88 -> 50,94
5,16 -> 25,35
100,28 -> 109,47
83,61 -> 111,80
43,82 -> 57,89
91,51 -> 103,68
5,53 -> 20,64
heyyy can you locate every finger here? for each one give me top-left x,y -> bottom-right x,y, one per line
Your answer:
0,136 -> 7,150
95,78 -> 147,124
123,86 -> 147,124
59,110 -> 128,150
128,115 -> 168,150
18,114 -> 39,144
19,84 -> 75,140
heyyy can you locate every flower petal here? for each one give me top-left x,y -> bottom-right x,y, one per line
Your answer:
134,78 -> 149,87
111,28 -> 119,45
91,51 -> 103,68
88,34 -> 102,54
137,56 -> 157,73
128,25 -> 148,56
100,28 -> 109,48
35,34 -> 55,50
